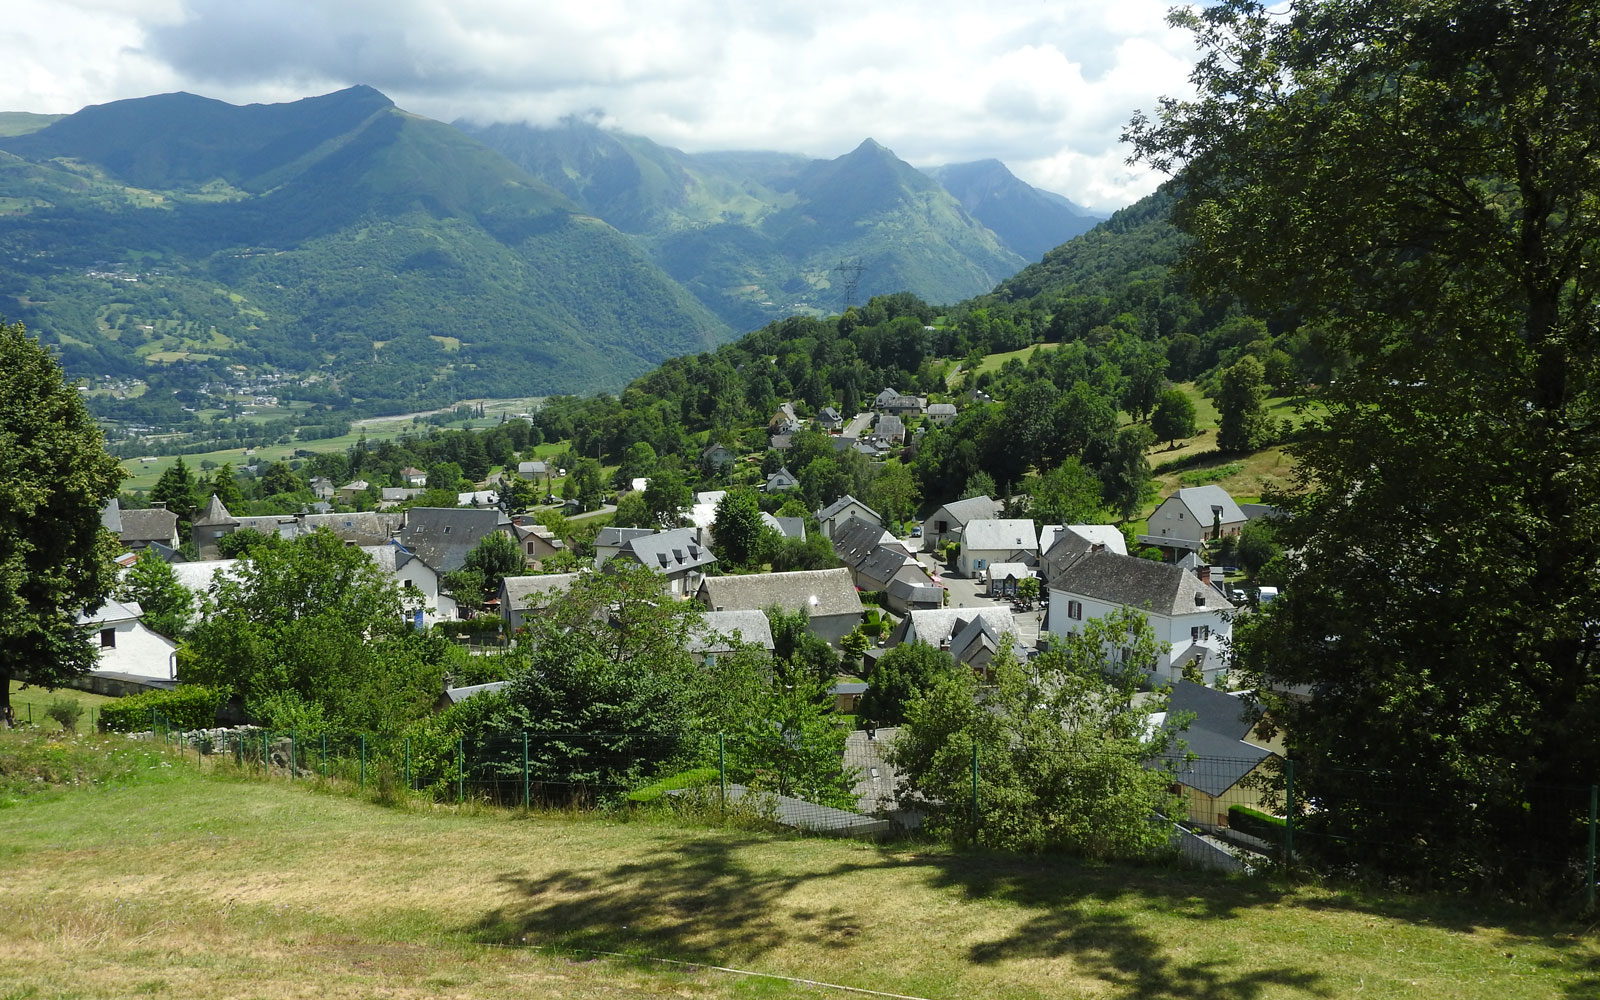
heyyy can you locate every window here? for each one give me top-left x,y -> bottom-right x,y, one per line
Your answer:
1191,626 -> 1201,641
100,628 -> 116,648
1067,600 -> 1083,621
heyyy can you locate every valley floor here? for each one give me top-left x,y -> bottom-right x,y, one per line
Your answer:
2,737 -> 1594,999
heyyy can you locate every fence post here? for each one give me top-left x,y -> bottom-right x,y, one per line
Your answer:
360,734 -> 367,791
263,729 -> 270,777
1284,758 -> 1296,863
321,733 -> 327,779
457,737 -> 465,804
718,733 -> 727,820
970,740 -> 980,843
405,738 -> 412,791
1588,785 -> 1597,912
522,731 -> 530,808
290,731 -> 296,781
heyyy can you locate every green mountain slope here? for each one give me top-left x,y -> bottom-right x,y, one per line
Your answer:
924,159 -> 1104,262
459,122 -> 1028,329
0,88 -> 729,410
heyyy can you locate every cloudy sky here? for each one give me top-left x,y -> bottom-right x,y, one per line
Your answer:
6,0 -> 1199,212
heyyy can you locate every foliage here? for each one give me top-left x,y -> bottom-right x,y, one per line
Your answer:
764,605 -> 840,683
1151,387 -> 1198,444
215,528 -> 272,559
857,641 -> 957,727
867,461 -> 921,526
1131,0 -> 1600,895
45,697 -> 84,733
117,549 -> 194,639
1233,520 -> 1282,579
182,528 -> 447,733
459,530 -> 525,598
97,685 -> 225,733
891,609 -> 1181,859
1024,458 -> 1106,525
1228,805 -> 1286,847
0,320 -> 125,713
1214,356 -> 1272,453
711,486 -> 768,570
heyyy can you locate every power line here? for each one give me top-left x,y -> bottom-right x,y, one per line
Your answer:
833,258 -> 865,312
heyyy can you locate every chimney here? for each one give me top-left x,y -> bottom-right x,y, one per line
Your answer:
151,501 -> 167,510
1197,565 -> 1211,585
1091,543 -> 1104,553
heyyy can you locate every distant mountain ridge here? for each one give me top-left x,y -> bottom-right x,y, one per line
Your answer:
0,86 -> 726,408
924,159 -> 1103,263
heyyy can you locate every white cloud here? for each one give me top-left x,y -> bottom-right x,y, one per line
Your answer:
2,0 -> 1198,211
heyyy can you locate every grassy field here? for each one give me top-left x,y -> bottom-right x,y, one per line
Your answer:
7,681 -> 118,733
2,729 -> 1595,999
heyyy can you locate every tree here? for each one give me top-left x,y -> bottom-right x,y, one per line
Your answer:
118,549 -> 193,639
1024,458 -> 1106,525
712,487 -> 768,570
183,527 -> 445,732
1213,356 -> 1271,453
960,472 -> 997,501
1150,388 -> 1198,446
867,461 -> 920,527
0,321 -> 125,712
890,609 -> 1182,858
857,641 -> 957,726
563,459 -> 605,512
458,530 -> 525,600
610,491 -> 653,529
1095,426 -> 1157,521
1130,0 -> 1600,892
208,462 -> 245,512
427,461 -> 465,492
642,469 -> 690,527
150,457 -> 199,525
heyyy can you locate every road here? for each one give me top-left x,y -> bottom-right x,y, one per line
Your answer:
841,411 -> 874,439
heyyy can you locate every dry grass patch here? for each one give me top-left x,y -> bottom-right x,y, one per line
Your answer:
0,754 -> 1596,999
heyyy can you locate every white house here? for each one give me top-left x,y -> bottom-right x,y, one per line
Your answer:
362,541 -> 453,626
78,600 -> 178,684
1141,486 -> 1249,553
815,495 -> 883,539
957,518 -> 1038,578
1047,549 -> 1235,685
921,495 -> 1002,553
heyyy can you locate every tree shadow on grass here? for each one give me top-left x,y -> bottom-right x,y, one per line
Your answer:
464,831 -> 1336,999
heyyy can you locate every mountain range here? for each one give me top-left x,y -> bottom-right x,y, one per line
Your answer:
0,86 -> 1104,410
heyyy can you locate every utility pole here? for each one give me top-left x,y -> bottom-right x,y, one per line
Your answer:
833,258 -> 865,312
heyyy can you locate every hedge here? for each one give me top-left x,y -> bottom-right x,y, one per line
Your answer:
1228,804 -> 1287,845
98,686 -> 225,733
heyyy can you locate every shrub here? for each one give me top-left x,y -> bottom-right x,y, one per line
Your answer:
46,697 -> 84,732
98,686 -> 225,733
1228,804 -> 1287,845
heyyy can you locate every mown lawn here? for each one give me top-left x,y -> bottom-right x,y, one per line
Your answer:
1,729 -> 1594,999
7,681 -> 119,734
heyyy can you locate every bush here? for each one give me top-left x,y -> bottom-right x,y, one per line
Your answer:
98,686 -> 225,733
1228,804 -> 1287,845
46,697 -> 84,732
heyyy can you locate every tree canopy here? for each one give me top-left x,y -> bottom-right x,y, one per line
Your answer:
0,320 -> 125,711
1130,0 -> 1600,893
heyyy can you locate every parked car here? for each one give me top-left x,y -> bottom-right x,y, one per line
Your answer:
910,525 -> 923,538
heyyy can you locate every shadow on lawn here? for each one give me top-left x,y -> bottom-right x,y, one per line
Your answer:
465,833 -> 1336,999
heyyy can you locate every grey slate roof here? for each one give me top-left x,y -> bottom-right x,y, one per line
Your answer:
118,507 -> 180,544
698,568 -> 862,618
1049,549 -> 1235,616
398,507 -> 503,572
304,511 -> 405,547
1151,680 -> 1273,796
930,495 -> 1002,527
817,494 -> 880,524
193,494 -> 238,528
688,610 -> 776,654
891,607 -> 1017,649
832,515 -> 897,567
874,414 -> 905,441
887,577 -> 943,606
855,545 -> 921,590
501,572 -> 584,609
359,541 -> 421,575
761,512 -> 807,541
100,499 -> 122,534
618,528 -> 717,576
595,526 -> 655,550
1172,486 -> 1248,526
926,403 -> 957,418
962,518 -> 1038,552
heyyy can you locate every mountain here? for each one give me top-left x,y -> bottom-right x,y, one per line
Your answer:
458,121 -> 1028,330
0,87 -> 729,410
923,160 -> 1104,263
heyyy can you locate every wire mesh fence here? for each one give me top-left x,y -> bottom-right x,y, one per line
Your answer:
66,710 -> 1600,905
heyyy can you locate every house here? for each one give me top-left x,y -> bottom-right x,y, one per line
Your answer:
608,528 -> 717,596
117,505 -> 180,552
398,507 -> 507,574
1141,486 -> 1249,554
760,513 -> 807,542
302,511 -> 404,547
593,526 -> 656,568
516,460 -> 551,481
817,406 -> 845,431
379,487 -> 425,508
1148,680 -> 1278,827
768,402 -> 802,434
886,576 -> 944,614
510,518 -> 565,567
957,518 -> 1038,578
874,388 -> 924,415
926,402 -> 958,425
336,480 -> 371,503
873,413 -> 906,445
191,494 -> 239,560
1046,549 -> 1236,685
686,609 -> 776,663
100,498 -> 123,535
499,573 -> 584,631
985,563 -> 1037,598
831,516 -> 939,609
830,515 -> 898,568
686,490 -> 725,533
764,467 -> 800,493
769,433 -> 794,452
920,495 -> 1002,553
309,476 -> 336,500
457,489 -> 501,508
1038,524 -> 1127,583
885,607 -> 1020,672
78,599 -> 178,688
401,467 -> 428,487
362,540 -> 451,625
815,495 -> 882,539
232,514 -> 300,540
696,567 -> 863,646
701,442 -> 736,472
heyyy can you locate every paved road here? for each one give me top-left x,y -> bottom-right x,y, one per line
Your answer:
842,411 -> 874,439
